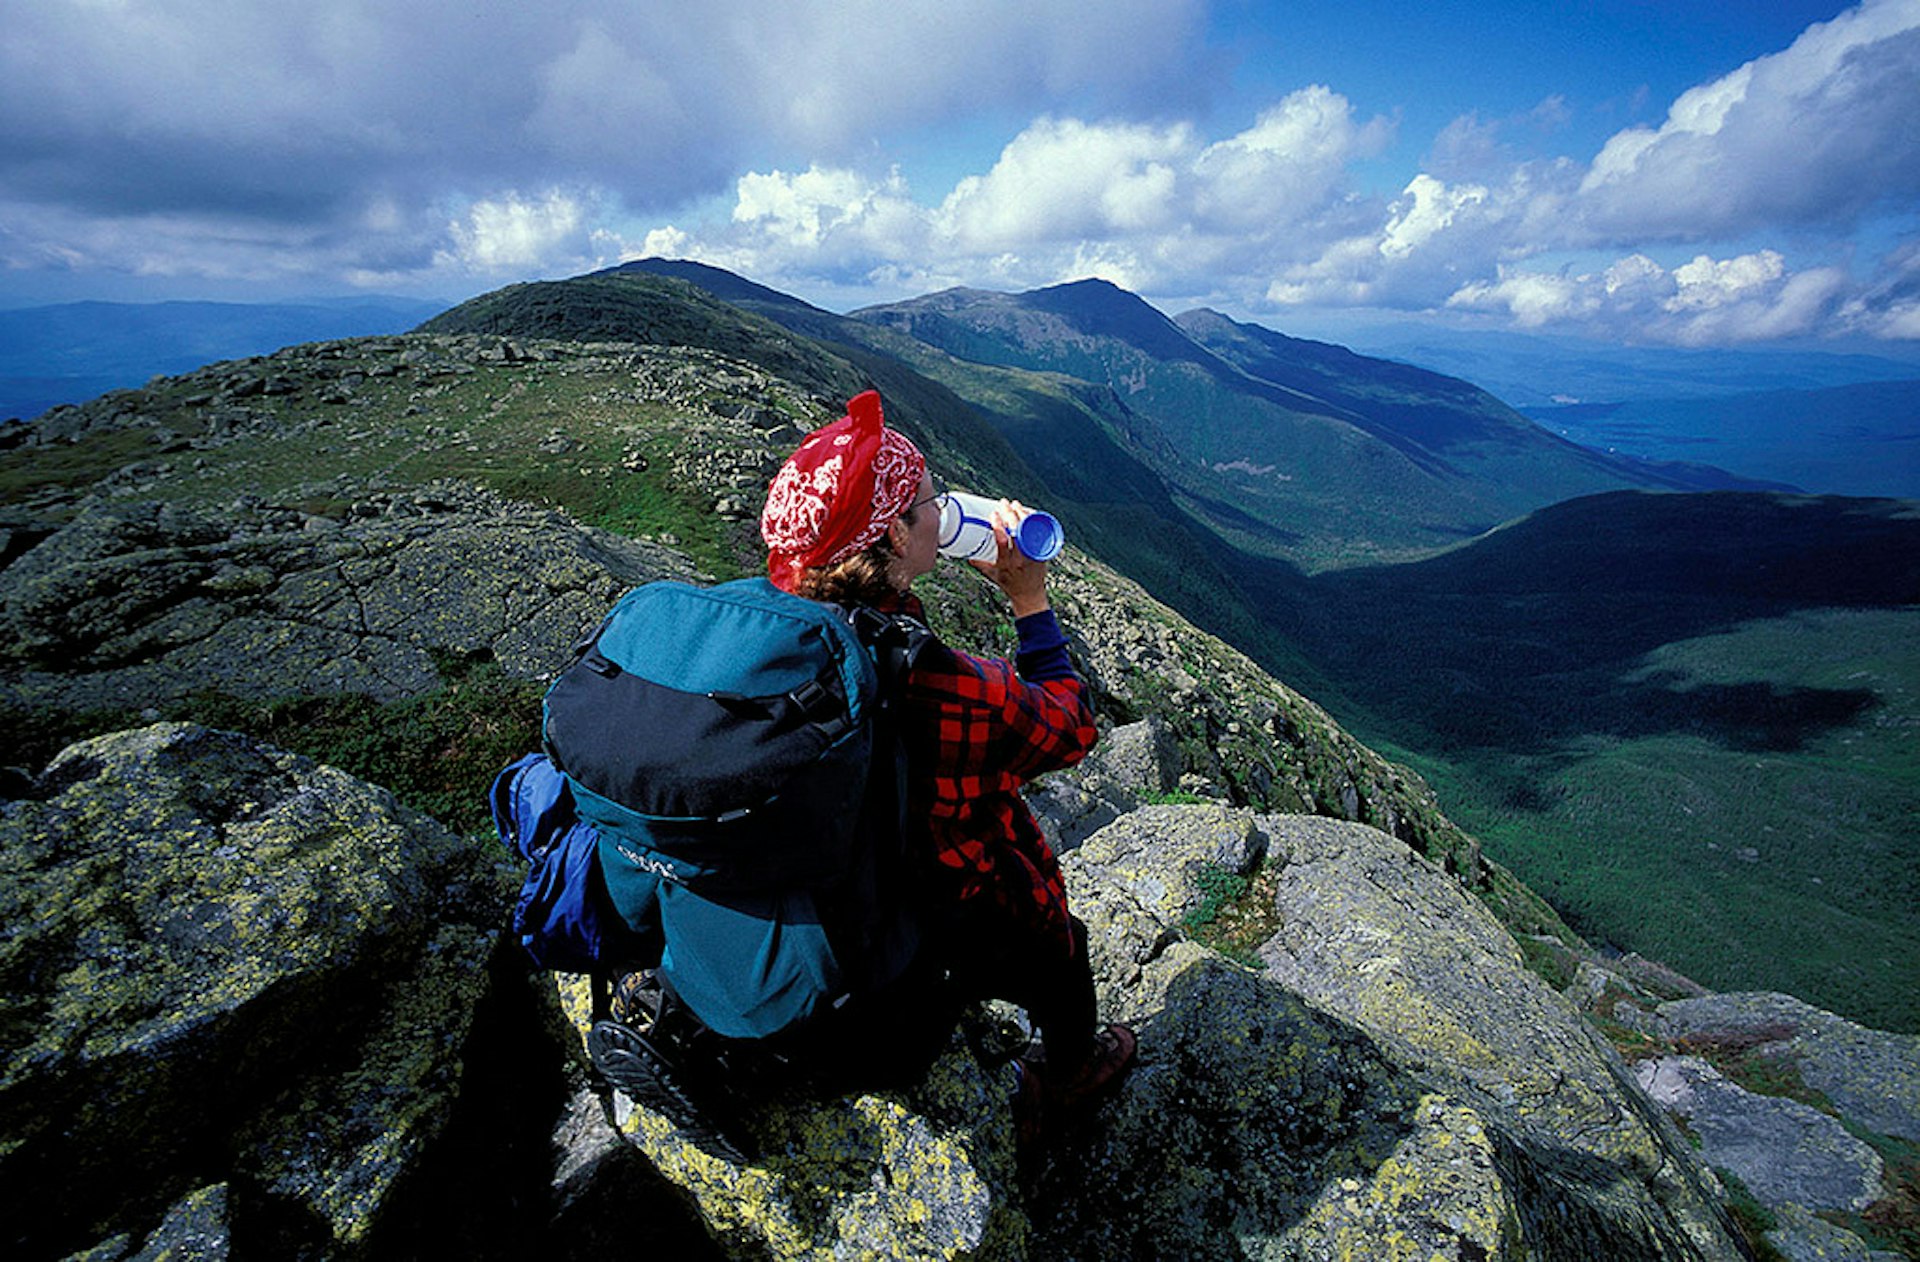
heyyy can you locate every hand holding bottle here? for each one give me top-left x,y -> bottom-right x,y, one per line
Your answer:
936,489 -> 1062,562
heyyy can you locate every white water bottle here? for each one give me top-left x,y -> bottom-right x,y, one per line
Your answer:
936,490 -> 1064,562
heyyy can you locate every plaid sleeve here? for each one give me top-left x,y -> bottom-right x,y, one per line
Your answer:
905,644 -> 1097,795
901,639 -> 1098,943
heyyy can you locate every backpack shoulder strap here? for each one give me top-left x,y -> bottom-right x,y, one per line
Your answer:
840,604 -> 933,695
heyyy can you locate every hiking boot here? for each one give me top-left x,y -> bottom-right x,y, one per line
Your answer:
610,968 -> 663,1027
1046,1022 -> 1138,1113
587,1018 -> 754,1164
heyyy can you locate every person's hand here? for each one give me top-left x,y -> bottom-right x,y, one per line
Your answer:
967,499 -> 1050,618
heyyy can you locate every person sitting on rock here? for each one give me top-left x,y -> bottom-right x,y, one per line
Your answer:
761,388 -> 1138,1124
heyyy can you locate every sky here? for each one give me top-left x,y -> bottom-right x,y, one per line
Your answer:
2,0 -> 1918,351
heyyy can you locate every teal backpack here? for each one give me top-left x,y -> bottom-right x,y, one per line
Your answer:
541,577 -> 930,1041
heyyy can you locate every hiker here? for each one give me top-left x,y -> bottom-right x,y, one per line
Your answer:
761,389 -> 1138,1117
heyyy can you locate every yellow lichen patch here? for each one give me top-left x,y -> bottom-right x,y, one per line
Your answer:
1273,1095 -> 1517,1261
556,975 -> 1013,1260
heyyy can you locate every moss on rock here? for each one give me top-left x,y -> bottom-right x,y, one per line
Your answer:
0,722 -> 509,1257
552,975 -> 1024,1260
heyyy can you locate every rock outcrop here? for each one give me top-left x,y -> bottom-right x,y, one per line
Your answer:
1649,992 -> 1920,1148
1635,1057 -> 1883,1212
1,717 -> 1761,1259
559,800 -> 1750,1260
0,723 -> 506,1257
0,485 -> 694,713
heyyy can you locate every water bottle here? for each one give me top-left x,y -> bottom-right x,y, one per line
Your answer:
936,490 -> 1064,562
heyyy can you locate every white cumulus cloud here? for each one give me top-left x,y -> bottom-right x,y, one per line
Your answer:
650,86 -> 1392,304
1572,0 -> 1920,239
1447,249 -> 1853,345
441,190 -> 594,272
1192,86 -> 1392,232
1379,175 -> 1489,260
936,118 -> 1192,253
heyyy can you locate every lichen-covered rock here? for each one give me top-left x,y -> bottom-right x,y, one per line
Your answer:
1059,807 -> 1746,1260
546,1087 -> 718,1256
1039,938 -> 1519,1260
0,723 -> 507,1257
570,804 -> 1747,1260
1072,802 -> 1266,926
1635,1057 -> 1883,1211
552,975 -> 1024,1261
1026,717 -> 1185,850
1650,992 -> 1920,1145
127,1183 -> 232,1261
0,488 -> 695,711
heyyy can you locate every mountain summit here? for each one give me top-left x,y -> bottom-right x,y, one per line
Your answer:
852,278 -> 1758,569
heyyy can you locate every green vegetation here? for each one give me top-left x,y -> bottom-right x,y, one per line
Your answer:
4,347 -> 768,577
1180,862 -> 1282,967
1268,498 -> 1920,1034
6,653 -> 543,835
1515,935 -> 1580,991
1835,1129 -> 1920,1258
1394,724 -> 1919,1034
0,420 -> 157,502
178,652 -> 544,834
1713,1168 -> 1789,1262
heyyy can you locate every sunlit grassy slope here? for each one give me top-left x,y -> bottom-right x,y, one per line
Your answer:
1278,499 -> 1920,1032
1383,607 -> 1919,1032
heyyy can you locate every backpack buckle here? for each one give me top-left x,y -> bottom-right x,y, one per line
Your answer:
788,679 -> 829,715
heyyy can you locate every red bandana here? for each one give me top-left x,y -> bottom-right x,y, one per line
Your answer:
761,390 -> 926,592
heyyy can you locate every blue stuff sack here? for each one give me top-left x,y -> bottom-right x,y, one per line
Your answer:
489,752 -> 658,974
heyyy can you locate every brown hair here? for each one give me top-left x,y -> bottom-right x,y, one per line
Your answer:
792,538 -> 899,606
789,497 -> 926,606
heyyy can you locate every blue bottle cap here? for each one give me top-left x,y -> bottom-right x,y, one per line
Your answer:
1016,510 -> 1063,562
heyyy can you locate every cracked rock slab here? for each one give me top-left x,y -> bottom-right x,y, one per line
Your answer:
0,491 -> 696,712
1652,992 -> 1920,1146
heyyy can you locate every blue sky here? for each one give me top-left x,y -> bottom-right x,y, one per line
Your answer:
2,0 -> 1916,350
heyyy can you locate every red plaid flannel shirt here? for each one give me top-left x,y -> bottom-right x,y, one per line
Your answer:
886,596 -> 1098,948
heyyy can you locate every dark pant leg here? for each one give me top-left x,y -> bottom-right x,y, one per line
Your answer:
940,908 -> 1098,1071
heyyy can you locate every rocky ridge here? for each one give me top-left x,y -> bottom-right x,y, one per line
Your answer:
1,332 -> 1499,889
10,714 -> 1916,1259
3,332 -> 1917,1258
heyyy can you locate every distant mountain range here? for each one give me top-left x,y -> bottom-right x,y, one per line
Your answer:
0,298 -> 444,421
1325,320 -> 1920,406
605,260 -> 1772,570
